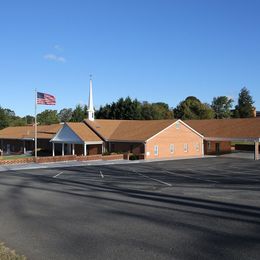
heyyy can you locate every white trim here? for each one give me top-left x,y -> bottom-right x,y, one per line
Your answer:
146,119 -> 204,142
205,137 -> 259,142
178,120 -> 204,138
84,141 -> 103,145
50,124 -> 64,142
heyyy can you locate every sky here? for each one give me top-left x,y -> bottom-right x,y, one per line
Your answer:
0,0 -> 260,116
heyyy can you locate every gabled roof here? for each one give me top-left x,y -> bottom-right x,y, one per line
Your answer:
84,119 -> 178,142
185,118 -> 260,140
0,124 -> 62,140
65,122 -> 102,142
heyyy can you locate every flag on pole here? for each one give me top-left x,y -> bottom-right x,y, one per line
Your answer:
37,92 -> 56,105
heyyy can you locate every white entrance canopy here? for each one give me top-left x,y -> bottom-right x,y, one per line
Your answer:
50,123 -> 103,156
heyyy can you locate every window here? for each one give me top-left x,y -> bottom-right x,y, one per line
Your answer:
207,141 -> 211,151
195,143 -> 199,152
184,144 -> 188,152
170,144 -> 174,154
176,121 -> 180,129
154,145 -> 159,156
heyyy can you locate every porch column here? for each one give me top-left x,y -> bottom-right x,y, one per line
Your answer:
23,140 -> 26,154
84,142 -> 87,156
52,143 -> 55,157
254,141 -> 259,161
72,144 -> 75,156
62,143 -> 65,156
102,142 -> 106,154
201,140 -> 204,157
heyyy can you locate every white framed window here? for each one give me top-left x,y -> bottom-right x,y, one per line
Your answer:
170,144 -> 174,154
195,143 -> 199,152
184,143 -> 188,152
176,121 -> 180,129
154,145 -> 159,156
207,141 -> 211,151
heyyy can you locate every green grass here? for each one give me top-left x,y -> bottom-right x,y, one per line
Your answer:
231,141 -> 254,146
0,154 -> 32,160
0,242 -> 26,260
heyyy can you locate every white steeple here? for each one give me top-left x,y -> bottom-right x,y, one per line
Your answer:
87,75 -> 95,121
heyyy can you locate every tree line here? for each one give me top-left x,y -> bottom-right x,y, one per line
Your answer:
0,87 -> 256,129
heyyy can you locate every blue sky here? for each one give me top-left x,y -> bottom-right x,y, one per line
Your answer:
0,0 -> 260,116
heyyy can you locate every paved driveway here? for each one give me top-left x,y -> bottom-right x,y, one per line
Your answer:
0,157 -> 259,260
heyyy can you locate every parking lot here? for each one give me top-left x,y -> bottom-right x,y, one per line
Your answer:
0,157 -> 260,259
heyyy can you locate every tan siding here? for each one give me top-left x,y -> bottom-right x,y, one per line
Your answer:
146,122 -> 203,159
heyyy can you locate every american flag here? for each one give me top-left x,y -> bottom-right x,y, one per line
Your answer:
37,92 -> 56,105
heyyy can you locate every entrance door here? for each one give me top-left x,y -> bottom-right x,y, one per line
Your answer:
215,143 -> 220,155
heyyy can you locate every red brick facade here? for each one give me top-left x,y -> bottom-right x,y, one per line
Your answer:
204,141 -> 231,155
145,122 -> 203,159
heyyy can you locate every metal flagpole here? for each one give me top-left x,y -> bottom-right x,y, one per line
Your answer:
35,89 -> 37,159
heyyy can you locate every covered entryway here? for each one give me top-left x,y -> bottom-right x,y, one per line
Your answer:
50,122 -> 103,156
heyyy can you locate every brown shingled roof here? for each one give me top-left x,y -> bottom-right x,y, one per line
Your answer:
0,124 -> 62,140
66,122 -> 102,142
84,119 -> 177,142
185,118 -> 260,140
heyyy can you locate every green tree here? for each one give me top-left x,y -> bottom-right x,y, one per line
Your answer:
58,108 -> 73,122
23,115 -> 35,125
96,97 -> 174,120
234,87 -> 255,118
70,105 -> 87,122
174,96 -> 215,120
211,96 -> 233,119
0,107 -> 10,129
37,110 -> 59,125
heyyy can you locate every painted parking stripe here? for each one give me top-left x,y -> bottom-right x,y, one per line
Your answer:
53,171 -> 64,178
132,170 -> 172,187
100,170 -> 104,178
163,170 -> 219,183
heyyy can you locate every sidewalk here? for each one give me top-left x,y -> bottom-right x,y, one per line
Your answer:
0,155 -> 214,172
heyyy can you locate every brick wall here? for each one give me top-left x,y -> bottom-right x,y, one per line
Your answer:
146,121 -> 203,159
204,141 -> 231,155
0,154 -> 124,165
109,142 -> 144,154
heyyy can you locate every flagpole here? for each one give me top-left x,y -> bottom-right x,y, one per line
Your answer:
35,89 -> 37,160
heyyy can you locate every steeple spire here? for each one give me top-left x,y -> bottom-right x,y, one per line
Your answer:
87,75 -> 95,121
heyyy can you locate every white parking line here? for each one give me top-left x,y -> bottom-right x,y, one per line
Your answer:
163,170 -> 219,183
53,171 -> 64,178
100,170 -> 104,178
133,170 -> 172,187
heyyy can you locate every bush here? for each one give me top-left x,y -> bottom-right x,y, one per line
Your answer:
129,154 -> 139,160
0,242 -> 26,260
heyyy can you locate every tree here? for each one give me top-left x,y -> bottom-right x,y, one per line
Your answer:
234,87 -> 255,118
95,97 -> 174,120
58,108 -> 73,122
174,96 -> 215,120
23,115 -> 35,125
211,96 -> 233,119
70,105 -> 87,122
37,110 -> 59,125
0,107 -> 10,129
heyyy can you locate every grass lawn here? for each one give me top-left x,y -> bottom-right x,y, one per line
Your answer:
0,154 -> 32,160
231,141 -> 254,146
0,242 -> 26,260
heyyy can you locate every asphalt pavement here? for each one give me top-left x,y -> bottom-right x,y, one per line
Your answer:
0,157 -> 260,260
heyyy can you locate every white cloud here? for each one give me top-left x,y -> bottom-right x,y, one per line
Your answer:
54,44 -> 63,52
44,54 -> 66,63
